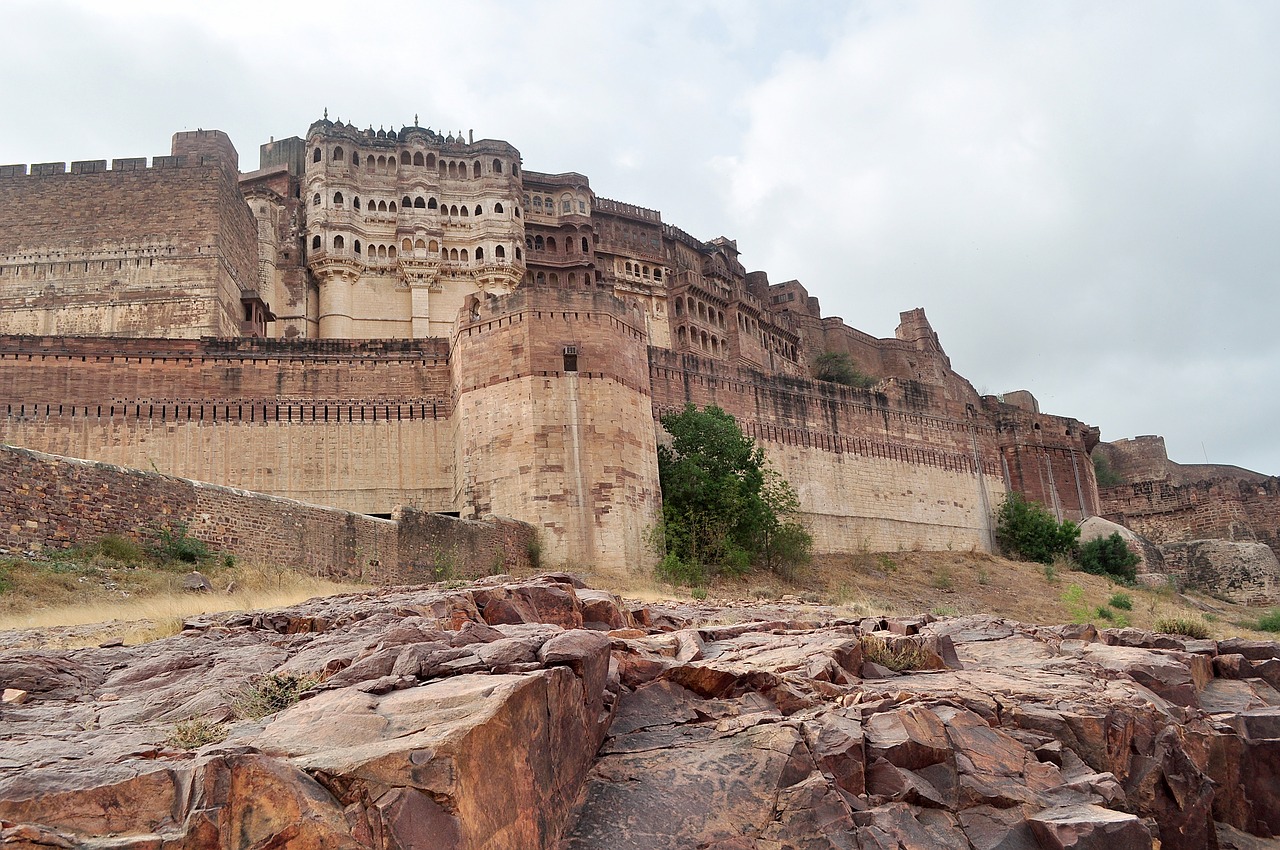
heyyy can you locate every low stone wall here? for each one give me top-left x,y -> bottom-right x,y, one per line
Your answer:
0,444 -> 533,582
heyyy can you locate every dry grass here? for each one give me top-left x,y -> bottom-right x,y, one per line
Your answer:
0,556 -> 365,646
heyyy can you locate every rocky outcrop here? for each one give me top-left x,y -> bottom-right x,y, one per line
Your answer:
1159,539 -> 1280,604
2,574 -> 1280,849
1078,516 -> 1164,575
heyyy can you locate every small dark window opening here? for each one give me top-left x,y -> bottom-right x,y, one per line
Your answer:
563,346 -> 578,372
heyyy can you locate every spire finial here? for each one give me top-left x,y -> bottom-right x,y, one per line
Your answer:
414,113 -> 419,126
323,107 -> 328,120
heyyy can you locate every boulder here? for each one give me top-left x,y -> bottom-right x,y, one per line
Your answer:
1158,539 -> 1280,604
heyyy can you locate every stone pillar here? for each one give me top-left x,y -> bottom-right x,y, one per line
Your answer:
312,260 -> 359,339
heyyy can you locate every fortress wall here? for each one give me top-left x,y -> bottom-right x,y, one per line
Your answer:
0,336 -> 457,514
1101,478 -> 1280,556
454,289 -> 661,571
0,145 -> 258,337
0,444 -> 533,582
648,349 -> 1004,552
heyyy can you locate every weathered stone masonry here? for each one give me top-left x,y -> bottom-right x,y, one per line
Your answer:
0,444 -> 533,581
0,122 -> 1105,568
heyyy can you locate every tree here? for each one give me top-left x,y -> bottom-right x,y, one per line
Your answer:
994,492 -> 1079,565
814,352 -> 877,389
656,404 -> 811,584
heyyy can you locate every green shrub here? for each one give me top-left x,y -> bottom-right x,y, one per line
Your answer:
814,352 -> 877,389
154,523 -> 211,565
1093,454 -> 1124,487
690,586 -> 708,601
1060,583 -> 1089,623
1078,533 -> 1139,582
96,534 -> 146,563
656,405 -> 810,580
995,493 -> 1079,565
1254,609 -> 1280,632
1094,605 -> 1115,621
1108,592 -> 1134,611
1152,617 -> 1211,639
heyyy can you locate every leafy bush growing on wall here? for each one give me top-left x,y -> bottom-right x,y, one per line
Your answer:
994,492 -> 1079,565
813,352 -> 877,389
655,404 -> 811,585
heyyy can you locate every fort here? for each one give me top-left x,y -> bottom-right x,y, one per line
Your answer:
0,119 -> 1127,571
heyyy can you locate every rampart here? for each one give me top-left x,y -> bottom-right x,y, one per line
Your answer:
1101,477 -> 1280,557
0,444 -> 533,582
0,132 -> 258,338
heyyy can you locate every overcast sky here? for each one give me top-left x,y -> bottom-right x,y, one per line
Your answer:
2,0 -> 1276,475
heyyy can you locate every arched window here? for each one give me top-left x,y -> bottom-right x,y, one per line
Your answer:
414,196 -> 426,208
515,247 -> 522,260
402,238 -> 412,252
350,154 -> 359,169
533,196 -> 542,209
525,236 -> 533,250
474,204 -> 482,216
311,235 -> 321,249
546,236 -> 557,251
450,205 -> 459,216
625,262 -> 632,274
413,151 -> 424,166
460,206 -> 469,217
653,268 -> 661,280
677,326 -> 687,345
495,245 -> 505,258
312,147 -> 322,163
388,201 -> 396,212
450,248 -> 459,260
448,161 -> 457,178
378,245 -> 387,259
378,201 -> 387,212
354,239 -> 361,254
334,235 -> 345,250
568,273 -> 577,286
475,247 -> 484,260
675,299 -> 684,317
473,161 -> 481,178
312,193 -> 321,206
333,146 -> 344,162
426,153 -> 436,168
427,197 -> 438,209
366,155 -> 375,168
402,196 -> 412,208
513,164 -> 520,177
377,155 -> 387,169
387,157 -> 396,172
400,151 -> 410,166
581,237 -> 589,253
461,249 -> 469,261
535,235 -> 544,250
333,191 -> 344,205
494,202 -> 504,214
415,238 -> 426,249
562,199 -> 572,213
550,273 -> 559,286
428,240 -> 439,252
492,158 -> 502,174
438,160 -> 447,176
388,245 -> 396,258
642,265 -> 650,278
544,196 -> 553,209
353,197 -> 361,210
536,272 -> 546,285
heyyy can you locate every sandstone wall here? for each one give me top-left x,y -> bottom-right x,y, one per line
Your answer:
648,350 -> 1010,552
0,336 -> 456,515
0,134 -> 257,338
453,289 -> 661,571
1102,477 -> 1280,557
0,444 -> 533,581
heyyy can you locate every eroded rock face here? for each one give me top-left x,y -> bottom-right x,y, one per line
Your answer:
2,576 -> 1279,849
1159,539 -> 1280,604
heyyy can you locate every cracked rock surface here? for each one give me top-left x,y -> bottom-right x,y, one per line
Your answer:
2,574 -> 1279,849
